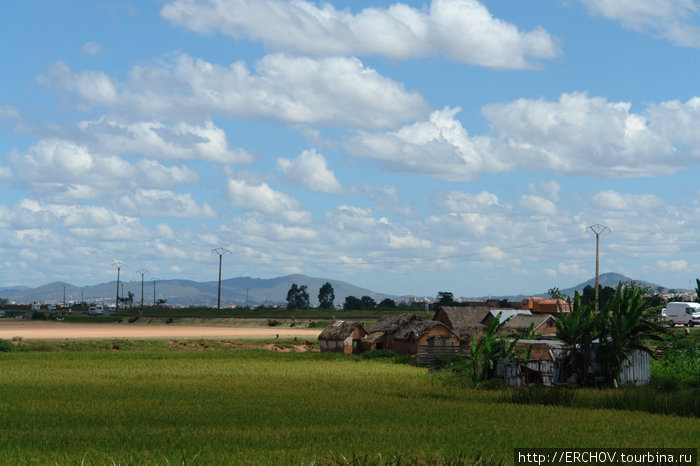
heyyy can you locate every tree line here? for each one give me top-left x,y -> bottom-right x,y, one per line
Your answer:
285,282 -> 398,310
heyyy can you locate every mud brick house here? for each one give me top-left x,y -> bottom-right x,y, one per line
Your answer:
432,306 -> 491,345
360,313 -> 459,354
318,321 -> 368,354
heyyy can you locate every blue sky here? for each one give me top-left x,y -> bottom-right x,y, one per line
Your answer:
2,0 -> 700,297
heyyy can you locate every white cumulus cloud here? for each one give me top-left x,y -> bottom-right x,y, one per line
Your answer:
345,106 -> 508,182
276,149 -> 343,194
43,54 -> 428,129
579,0 -> 700,47
161,0 -> 559,69
78,119 -> 256,164
227,178 -> 311,223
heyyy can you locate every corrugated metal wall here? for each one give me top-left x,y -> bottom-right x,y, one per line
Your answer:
619,349 -> 650,384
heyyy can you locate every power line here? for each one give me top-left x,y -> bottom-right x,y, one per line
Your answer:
235,232 -> 589,267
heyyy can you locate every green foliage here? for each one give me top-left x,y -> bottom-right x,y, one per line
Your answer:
468,313 -> 531,382
266,319 -> 281,327
286,283 -> 310,309
343,295 -> 363,311
555,291 -> 596,386
597,283 -> 666,387
0,339 -> 13,352
377,298 -> 396,309
360,295 -> 376,309
0,297 -> 8,305
556,285 -> 666,387
437,291 -> 455,306
696,278 -> 700,303
361,349 -> 399,359
548,287 -> 564,300
30,311 -> 47,320
650,337 -> 700,390
63,316 -> 123,324
318,282 -> 335,309
580,284 -> 616,310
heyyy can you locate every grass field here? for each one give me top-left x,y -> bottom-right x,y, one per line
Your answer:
0,343 -> 698,465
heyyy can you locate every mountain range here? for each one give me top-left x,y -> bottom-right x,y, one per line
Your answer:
0,272 -> 680,307
0,274 -> 396,307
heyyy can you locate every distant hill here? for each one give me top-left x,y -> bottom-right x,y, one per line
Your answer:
559,272 -> 669,297
0,274 -> 397,307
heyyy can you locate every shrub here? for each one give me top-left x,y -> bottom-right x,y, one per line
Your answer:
0,339 -> 13,352
361,349 -> 398,359
392,354 -> 416,365
31,311 -> 47,320
267,319 -> 281,327
128,316 -> 139,323
166,317 -> 174,324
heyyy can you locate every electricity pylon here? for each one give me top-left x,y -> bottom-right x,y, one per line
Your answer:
212,248 -> 231,311
586,224 -> 610,312
112,261 -> 127,313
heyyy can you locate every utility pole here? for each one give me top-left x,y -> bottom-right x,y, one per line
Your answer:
586,224 -> 610,312
152,277 -> 158,307
137,269 -> 147,316
212,247 -> 231,311
112,261 -> 127,313
63,285 -> 66,308
245,288 -> 250,308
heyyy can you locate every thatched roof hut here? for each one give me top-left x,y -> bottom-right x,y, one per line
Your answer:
318,321 -> 368,354
366,313 -> 419,334
433,306 -> 491,343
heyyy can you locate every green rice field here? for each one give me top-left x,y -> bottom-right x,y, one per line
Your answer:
0,344 -> 697,464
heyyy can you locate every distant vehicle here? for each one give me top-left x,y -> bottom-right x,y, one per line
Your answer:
31,301 -> 41,311
664,302 -> 700,327
47,304 -> 56,312
87,304 -> 104,316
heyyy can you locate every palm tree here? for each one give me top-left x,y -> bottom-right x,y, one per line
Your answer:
469,312 -> 532,382
596,283 -> 666,387
555,291 -> 596,386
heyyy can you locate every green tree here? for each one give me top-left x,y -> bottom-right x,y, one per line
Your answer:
469,312 -> 532,382
548,287 -> 564,300
437,291 -> 455,306
555,291 -> 597,386
580,285 -> 615,311
0,297 -> 7,306
318,282 -> 335,309
286,284 -> 310,310
360,296 -> 376,309
695,278 -> 700,303
377,298 -> 396,309
343,295 -> 363,311
596,283 -> 666,387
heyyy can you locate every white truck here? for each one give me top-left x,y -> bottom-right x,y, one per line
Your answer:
87,304 -> 104,316
663,302 -> 700,327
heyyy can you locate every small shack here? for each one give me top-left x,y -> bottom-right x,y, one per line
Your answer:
497,340 -> 651,387
318,321 -> 368,354
391,321 -> 460,354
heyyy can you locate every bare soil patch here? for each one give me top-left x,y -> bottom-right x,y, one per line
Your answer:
0,320 -> 322,340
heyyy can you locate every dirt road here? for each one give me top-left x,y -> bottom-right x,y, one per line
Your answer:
0,320 -> 322,340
